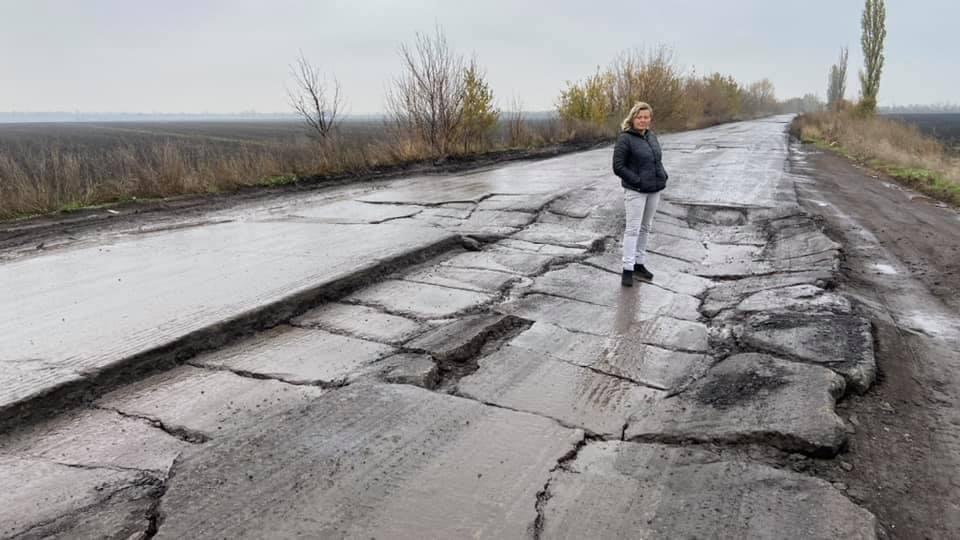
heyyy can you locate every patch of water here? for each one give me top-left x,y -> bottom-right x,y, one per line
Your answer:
902,310 -> 960,343
871,263 -> 898,275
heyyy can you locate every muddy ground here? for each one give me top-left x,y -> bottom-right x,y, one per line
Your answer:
792,144 -> 960,539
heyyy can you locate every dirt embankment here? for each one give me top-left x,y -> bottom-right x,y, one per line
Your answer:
794,144 -> 960,539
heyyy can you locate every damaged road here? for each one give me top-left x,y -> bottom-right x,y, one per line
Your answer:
0,116 -> 890,538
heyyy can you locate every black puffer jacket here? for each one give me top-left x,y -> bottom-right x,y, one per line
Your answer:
612,128 -> 668,193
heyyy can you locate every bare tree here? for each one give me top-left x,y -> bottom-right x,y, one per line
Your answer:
743,79 -> 777,116
827,47 -> 849,111
288,51 -> 343,141
859,0 -> 886,113
386,26 -> 466,156
609,47 -> 686,128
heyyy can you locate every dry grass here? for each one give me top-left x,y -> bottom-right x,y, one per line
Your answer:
0,140 -> 299,218
793,111 -> 960,206
0,118 -> 604,220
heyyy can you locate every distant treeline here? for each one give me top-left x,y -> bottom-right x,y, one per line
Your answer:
879,104 -> 960,114
554,47 -> 787,133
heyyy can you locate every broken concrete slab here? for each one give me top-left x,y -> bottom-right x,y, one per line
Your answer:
766,229 -> 841,260
749,205 -> 807,223
459,209 -> 536,233
701,270 -> 835,317
0,219 -> 453,421
283,200 -> 422,223
96,366 -> 323,440
687,204 -> 748,226
510,320 -> 712,390
475,193 -> 554,213
495,238 -> 587,257
541,441 -> 877,539
652,214 -> 691,234
695,258 -> 774,278
734,284 -> 852,315
510,322 -> 713,391
700,223 -> 768,245
498,293 -> 622,335
701,243 -> 762,267
583,251 -> 711,298
155,383 -> 582,539
642,251 -> 696,274
193,326 -> 394,386
652,220 -> 702,241
772,249 -> 841,274
0,407 -> 189,474
405,313 -> 524,362
508,321 -> 611,364
417,204 -> 474,220
403,264 -> 518,293
586,248 -> 703,279
440,249 -> 555,276
500,294 -> 708,350
631,316 -> 711,353
764,213 -> 819,233
647,234 -> 708,263
356,183 -> 490,205
458,346 -> 664,437
0,455 -> 159,539
365,353 -> 439,389
656,199 -> 692,220
512,222 -> 604,249
696,243 -> 840,278
409,213 -> 465,229
291,302 -> 422,344
599,337 -> 715,391
627,353 -> 847,454
528,264 -> 701,321
536,211 -> 620,237
734,312 -> 876,394
344,279 -> 494,319
547,184 -> 621,219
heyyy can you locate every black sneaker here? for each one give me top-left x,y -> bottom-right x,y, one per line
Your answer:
621,269 -> 634,287
634,264 -> 654,281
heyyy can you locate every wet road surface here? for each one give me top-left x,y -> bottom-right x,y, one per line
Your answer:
1,116 -> 886,538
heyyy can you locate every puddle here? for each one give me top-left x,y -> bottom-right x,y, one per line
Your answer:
871,263 -> 898,275
902,310 -> 960,343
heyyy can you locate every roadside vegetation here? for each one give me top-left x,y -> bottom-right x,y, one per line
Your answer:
792,112 -> 960,205
792,0 -> 960,207
2,27 -> 788,220
556,47 -> 781,134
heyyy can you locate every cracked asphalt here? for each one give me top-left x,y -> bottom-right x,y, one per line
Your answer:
0,115 -> 897,538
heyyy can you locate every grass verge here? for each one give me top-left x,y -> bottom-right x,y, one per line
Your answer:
791,111 -> 960,207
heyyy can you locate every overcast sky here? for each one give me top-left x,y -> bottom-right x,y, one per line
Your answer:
1,0 -> 955,114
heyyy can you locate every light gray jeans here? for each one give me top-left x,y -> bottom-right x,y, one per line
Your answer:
622,188 -> 661,270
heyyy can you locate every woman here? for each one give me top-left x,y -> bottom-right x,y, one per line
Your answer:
612,101 -> 668,287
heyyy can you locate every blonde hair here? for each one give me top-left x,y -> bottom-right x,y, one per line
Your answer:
620,101 -> 653,131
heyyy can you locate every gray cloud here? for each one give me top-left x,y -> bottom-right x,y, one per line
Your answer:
1,0 -> 954,113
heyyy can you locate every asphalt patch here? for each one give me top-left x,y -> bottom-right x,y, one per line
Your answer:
692,365 -> 789,410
